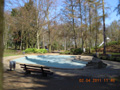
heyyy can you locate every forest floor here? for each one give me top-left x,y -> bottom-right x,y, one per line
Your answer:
3,54 -> 120,90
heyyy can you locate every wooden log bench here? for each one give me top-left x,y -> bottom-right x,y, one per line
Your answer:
20,64 -> 53,77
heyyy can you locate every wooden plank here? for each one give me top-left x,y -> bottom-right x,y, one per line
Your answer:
26,68 -> 50,72
20,64 -> 50,69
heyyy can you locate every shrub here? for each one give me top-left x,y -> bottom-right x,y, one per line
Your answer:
84,48 -> 95,53
36,49 -> 48,53
60,48 -> 83,55
116,58 -> 120,62
24,48 -> 47,54
24,48 -> 37,53
70,48 -> 83,55
85,48 -> 89,53
106,41 -> 118,46
60,51 -> 70,54
118,40 -> 120,44
91,48 -> 95,53
102,56 -> 107,60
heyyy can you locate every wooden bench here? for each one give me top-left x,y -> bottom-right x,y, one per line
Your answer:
20,64 -> 53,77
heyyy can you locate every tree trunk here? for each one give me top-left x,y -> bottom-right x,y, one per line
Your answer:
20,25 -> 23,50
89,41 -> 91,54
73,19 -> 77,48
47,3 -> 51,53
0,0 -> 4,89
84,5 -> 87,52
79,0 -> 83,50
26,38 -> 28,49
64,37 -> 67,50
95,4 -> 98,53
71,1 -> 77,48
37,31 -> 40,49
43,33 -> 45,49
89,5 -> 92,54
102,0 -> 106,55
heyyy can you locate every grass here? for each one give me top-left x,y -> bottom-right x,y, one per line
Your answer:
95,52 -> 120,62
92,52 -> 120,55
106,53 -> 120,55
81,53 -> 93,56
75,52 -> 120,57
4,49 -> 23,57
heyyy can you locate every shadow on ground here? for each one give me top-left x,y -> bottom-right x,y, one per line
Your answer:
3,69 -> 120,90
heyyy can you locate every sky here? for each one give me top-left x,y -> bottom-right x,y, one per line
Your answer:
105,0 -> 120,25
5,0 -> 120,26
56,0 -> 120,25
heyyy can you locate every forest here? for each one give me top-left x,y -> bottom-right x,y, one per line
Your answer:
4,0 -> 120,54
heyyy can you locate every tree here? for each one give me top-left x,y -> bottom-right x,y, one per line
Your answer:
62,0 -> 78,48
115,0 -> 120,16
7,0 -> 38,50
106,20 -> 120,41
0,0 -> 4,89
5,0 -> 57,51
88,0 -> 94,54
94,0 -> 101,53
46,0 -> 52,52
77,0 -> 84,50
35,0 -> 48,49
102,0 -> 106,55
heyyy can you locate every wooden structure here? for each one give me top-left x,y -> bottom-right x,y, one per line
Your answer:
20,64 -> 53,77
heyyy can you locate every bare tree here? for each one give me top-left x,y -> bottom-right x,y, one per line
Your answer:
115,0 -> 120,16
88,1 -> 92,54
35,0 -> 48,49
77,0 -> 84,50
94,0 -> 101,53
62,0 -> 77,48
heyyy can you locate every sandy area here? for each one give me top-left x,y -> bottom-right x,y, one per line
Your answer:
3,54 -> 120,90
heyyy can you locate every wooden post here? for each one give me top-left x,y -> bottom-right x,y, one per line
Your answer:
24,64 -> 26,70
41,67 -> 47,77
